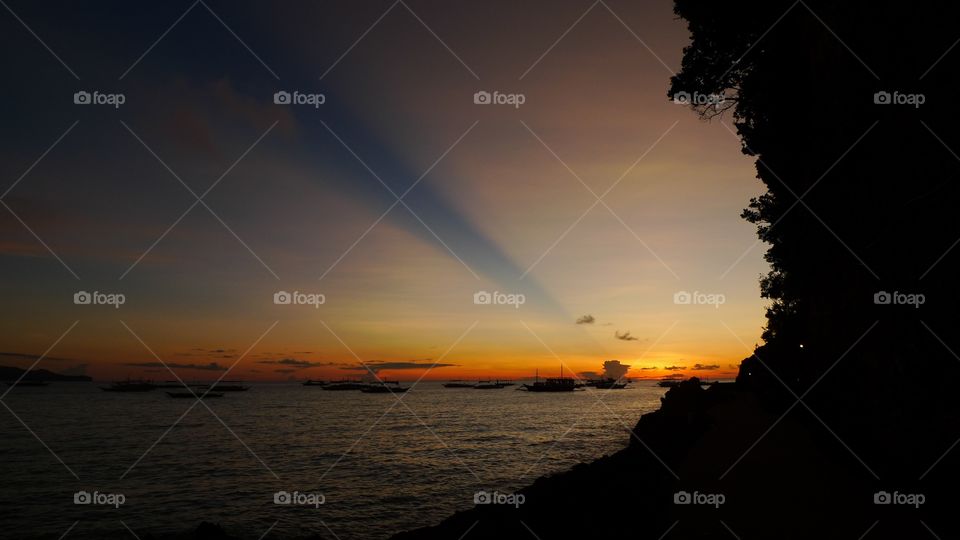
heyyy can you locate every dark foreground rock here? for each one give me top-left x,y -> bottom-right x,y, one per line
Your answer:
389,378 -> 947,540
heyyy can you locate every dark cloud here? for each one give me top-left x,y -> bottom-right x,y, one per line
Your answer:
602,360 -> 630,380
274,369 -> 297,374
341,361 -> 457,372
639,366 -> 658,370
576,314 -> 595,325
692,363 -> 720,371
0,351 -> 76,363
663,365 -> 686,371
256,358 -> 339,369
614,330 -> 639,341
124,362 -> 227,371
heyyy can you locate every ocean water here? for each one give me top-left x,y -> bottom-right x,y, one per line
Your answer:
0,381 -> 667,539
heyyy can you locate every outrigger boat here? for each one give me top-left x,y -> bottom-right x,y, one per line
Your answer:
321,379 -> 367,391
443,380 -> 475,388
361,381 -> 409,393
521,367 -> 578,392
166,391 -> 224,399
302,379 -> 327,386
101,379 -> 157,392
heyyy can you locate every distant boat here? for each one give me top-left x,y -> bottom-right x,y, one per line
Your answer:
657,379 -> 681,388
101,380 -> 157,392
521,367 -> 578,393
322,379 -> 367,391
4,380 -> 50,387
589,378 -> 628,389
474,380 -> 507,389
196,384 -> 250,392
443,380 -> 475,388
302,380 -> 327,386
361,381 -> 409,393
166,391 -> 224,399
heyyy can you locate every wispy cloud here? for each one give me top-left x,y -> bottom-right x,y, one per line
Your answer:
663,365 -> 686,371
124,362 -> 227,371
256,358 -> 341,369
692,363 -> 720,371
614,330 -> 640,341
341,361 -> 457,372
576,314 -> 595,325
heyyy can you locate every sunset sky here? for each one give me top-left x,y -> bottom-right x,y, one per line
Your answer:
0,1 -> 767,381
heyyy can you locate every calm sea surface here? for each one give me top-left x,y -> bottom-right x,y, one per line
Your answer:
1,381 -> 668,539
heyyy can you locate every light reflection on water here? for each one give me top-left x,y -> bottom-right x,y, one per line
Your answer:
1,381 -> 667,539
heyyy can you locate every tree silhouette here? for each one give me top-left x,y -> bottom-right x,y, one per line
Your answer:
670,0 -> 960,477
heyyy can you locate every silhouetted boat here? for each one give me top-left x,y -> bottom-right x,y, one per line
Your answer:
4,380 -> 50,387
302,380 -> 327,386
166,391 -> 223,399
657,379 -> 681,388
522,368 -> 578,392
443,380 -> 475,388
590,378 -> 628,389
322,379 -> 366,391
474,380 -> 507,389
197,384 -> 250,392
101,380 -> 157,392
361,381 -> 409,393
